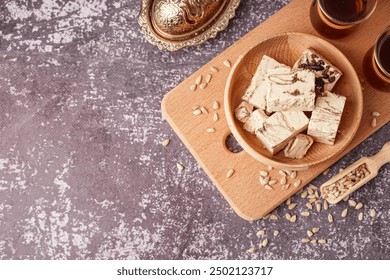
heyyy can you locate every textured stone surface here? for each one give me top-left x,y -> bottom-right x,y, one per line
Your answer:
0,0 -> 389,260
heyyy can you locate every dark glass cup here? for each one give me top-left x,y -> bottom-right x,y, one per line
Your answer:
310,0 -> 378,39
363,26 -> 390,92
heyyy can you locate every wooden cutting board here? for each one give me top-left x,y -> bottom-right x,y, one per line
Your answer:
161,0 -> 390,221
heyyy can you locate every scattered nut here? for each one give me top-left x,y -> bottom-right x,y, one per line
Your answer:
193,109 -> 202,116
288,203 -> 297,210
256,230 -> 265,237
301,211 -> 310,217
227,169 -> 235,178
291,171 -> 297,179
211,66 -> 219,73
269,179 -> 278,185
349,200 -> 357,207
270,214 -> 278,221
371,118 -> 377,127
260,171 -> 269,177
290,215 -> 297,223
323,200 -> 329,210
195,75 -> 202,85
294,179 -> 302,188
247,247 -> 256,254
177,163 -> 184,171
341,208 -> 348,218
355,202 -> 364,210
224,59 -> 232,68
162,139 -> 170,147
200,106 -> 209,114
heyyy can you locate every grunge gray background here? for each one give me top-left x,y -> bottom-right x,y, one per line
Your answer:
0,0 -> 389,259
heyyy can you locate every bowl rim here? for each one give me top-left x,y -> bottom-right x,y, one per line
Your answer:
224,32 -> 363,170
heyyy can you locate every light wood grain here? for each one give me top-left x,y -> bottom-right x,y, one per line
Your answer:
161,0 -> 390,221
225,33 -> 363,170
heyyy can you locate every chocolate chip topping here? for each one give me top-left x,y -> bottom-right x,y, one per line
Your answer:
291,89 -> 301,96
315,77 -> 324,95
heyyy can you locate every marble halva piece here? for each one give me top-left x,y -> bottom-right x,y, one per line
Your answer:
243,109 -> 269,134
284,134 -> 314,159
255,111 -> 309,154
308,91 -> 347,145
242,55 -> 291,110
266,69 -> 316,112
235,101 -> 254,123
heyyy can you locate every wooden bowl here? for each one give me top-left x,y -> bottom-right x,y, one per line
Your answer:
224,33 -> 363,170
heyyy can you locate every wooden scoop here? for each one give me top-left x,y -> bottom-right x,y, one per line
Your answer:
320,141 -> 390,204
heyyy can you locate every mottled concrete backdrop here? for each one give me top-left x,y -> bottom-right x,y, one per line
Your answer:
0,0 -> 389,260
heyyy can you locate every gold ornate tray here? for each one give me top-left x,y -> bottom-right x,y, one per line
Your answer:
138,0 -> 241,51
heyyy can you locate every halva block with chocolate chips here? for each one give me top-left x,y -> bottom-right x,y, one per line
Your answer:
307,91 -> 346,145
255,111 -> 309,155
293,48 -> 343,94
242,55 -> 291,109
266,70 -> 316,112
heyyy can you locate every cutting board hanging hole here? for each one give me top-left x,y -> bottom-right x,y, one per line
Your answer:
225,133 -> 244,153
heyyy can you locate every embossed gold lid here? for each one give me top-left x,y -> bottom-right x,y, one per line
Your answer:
138,0 -> 241,51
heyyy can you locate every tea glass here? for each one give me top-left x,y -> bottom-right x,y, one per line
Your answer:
363,25 -> 390,92
310,0 -> 378,39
